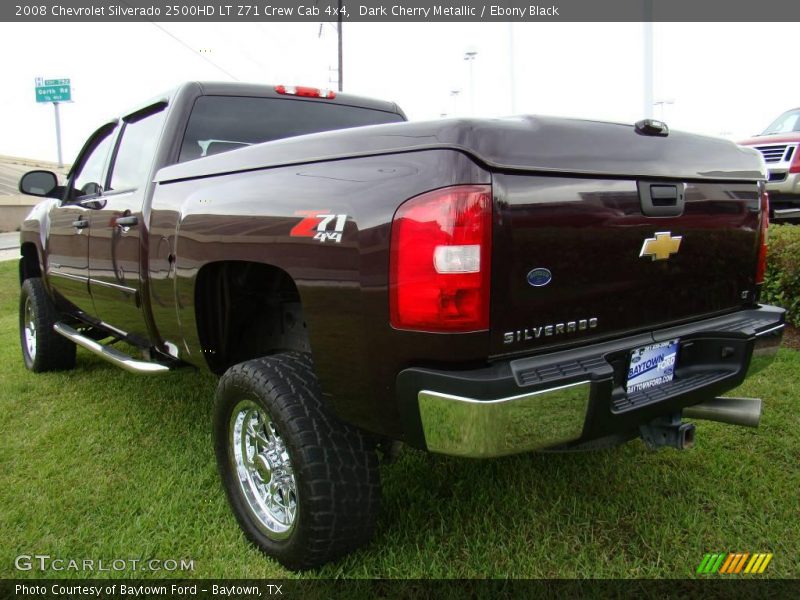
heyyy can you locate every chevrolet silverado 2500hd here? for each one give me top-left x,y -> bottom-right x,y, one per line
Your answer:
17,82 -> 784,569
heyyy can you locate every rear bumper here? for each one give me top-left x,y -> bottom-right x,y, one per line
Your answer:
396,305 -> 784,457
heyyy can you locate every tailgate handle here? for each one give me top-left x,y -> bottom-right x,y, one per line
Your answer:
650,185 -> 679,206
638,181 -> 685,217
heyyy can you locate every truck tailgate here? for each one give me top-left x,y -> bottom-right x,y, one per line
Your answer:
490,174 -> 762,357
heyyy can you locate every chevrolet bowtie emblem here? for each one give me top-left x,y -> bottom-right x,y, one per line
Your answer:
639,231 -> 682,261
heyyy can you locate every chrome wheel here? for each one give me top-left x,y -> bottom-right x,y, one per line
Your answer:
215,354 -> 382,569
23,296 -> 36,360
230,399 -> 297,540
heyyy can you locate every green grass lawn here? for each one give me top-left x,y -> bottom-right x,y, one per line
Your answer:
0,259 -> 798,579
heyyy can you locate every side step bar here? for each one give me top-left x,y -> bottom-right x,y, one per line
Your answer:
54,323 -> 171,375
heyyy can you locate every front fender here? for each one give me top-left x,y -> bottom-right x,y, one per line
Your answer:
19,199 -> 57,285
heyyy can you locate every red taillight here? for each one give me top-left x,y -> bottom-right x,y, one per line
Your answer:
756,190 -> 769,285
274,84 -> 335,99
390,185 -> 492,332
790,146 -> 800,174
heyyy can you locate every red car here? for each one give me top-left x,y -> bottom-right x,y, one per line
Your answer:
739,107 -> 800,222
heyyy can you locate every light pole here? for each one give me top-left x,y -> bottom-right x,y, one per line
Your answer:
508,24 -> 516,114
450,90 -> 461,117
464,50 -> 477,115
643,0 -> 653,118
653,99 -> 674,121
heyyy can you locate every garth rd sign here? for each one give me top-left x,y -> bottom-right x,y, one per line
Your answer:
35,78 -> 71,103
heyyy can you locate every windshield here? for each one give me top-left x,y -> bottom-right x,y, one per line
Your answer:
761,109 -> 800,135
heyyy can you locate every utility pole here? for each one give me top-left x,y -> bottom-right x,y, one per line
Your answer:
337,0 -> 343,91
316,0 -> 343,91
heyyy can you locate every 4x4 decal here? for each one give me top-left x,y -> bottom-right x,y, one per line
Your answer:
290,210 -> 347,243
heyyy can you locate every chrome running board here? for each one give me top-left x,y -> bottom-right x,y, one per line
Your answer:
53,323 -> 171,374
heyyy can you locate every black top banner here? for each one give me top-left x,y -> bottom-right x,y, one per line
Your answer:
4,0 -> 800,22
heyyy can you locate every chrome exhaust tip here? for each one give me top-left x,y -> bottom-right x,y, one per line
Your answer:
683,397 -> 762,428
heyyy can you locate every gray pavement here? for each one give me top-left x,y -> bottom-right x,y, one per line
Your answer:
0,231 -> 20,262
0,248 -> 20,262
0,155 -> 69,196
0,161 -> 29,196
0,155 -> 68,244
0,231 -> 19,250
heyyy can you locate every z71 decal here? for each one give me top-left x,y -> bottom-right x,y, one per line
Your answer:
290,210 -> 348,243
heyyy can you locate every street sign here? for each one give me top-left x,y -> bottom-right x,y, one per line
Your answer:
34,77 -> 71,167
34,77 -> 71,103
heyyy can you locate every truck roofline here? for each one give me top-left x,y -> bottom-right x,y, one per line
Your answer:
88,81 -> 404,152
191,81 -> 404,116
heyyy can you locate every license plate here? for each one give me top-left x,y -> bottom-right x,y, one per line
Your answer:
627,339 -> 679,393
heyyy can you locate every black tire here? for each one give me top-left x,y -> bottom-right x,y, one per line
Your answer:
19,277 -> 76,372
213,352 -> 381,570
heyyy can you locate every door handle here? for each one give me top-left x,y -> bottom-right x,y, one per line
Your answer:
72,219 -> 89,230
78,197 -> 107,210
115,215 -> 138,227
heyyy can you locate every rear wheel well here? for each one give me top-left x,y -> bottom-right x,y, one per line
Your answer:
195,261 -> 309,374
19,243 -> 42,284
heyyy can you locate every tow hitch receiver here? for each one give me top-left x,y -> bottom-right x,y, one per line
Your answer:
640,414 -> 696,450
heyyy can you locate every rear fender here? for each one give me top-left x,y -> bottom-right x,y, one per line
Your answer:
155,149 -> 489,437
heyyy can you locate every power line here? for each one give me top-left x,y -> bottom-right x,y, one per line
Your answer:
213,23 -> 274,78
148,22 -> 240,81
117,0 -> 239,80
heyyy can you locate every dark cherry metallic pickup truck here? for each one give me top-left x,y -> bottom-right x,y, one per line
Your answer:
17,82 -> 784,569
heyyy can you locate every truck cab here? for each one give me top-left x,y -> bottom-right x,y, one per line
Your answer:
19,82 -> 405,354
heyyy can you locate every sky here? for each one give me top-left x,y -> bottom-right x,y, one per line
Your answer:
0,21 -> 798,164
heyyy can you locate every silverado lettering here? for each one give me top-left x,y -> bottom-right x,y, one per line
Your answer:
17,82 -> 784,570
504,317 -> 599,344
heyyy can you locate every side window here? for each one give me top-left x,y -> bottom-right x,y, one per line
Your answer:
70,127 -> 116,201
108,108 -> 166,192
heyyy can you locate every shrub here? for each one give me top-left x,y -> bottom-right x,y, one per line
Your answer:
761,224 -> 800,327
